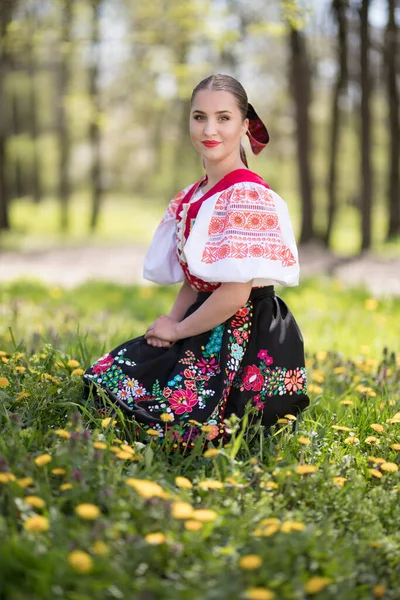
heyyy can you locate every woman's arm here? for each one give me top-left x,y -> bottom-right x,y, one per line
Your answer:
145,281 -> 253,342
168,279 -> 198,322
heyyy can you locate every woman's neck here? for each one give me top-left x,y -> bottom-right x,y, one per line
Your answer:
203,156 -> 247,192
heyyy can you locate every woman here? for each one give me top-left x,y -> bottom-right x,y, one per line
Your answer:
84,74 -> 309,449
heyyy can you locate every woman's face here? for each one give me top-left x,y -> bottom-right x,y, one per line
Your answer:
190,89 -> 248,165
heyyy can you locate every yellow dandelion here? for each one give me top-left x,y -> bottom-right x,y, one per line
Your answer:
198,479 -> 224,490
116,451 -> 135,460
298,436 -> 311,445
34,454 -> 52,467
370,424 -> 385,434
311,370 -> 324,383
225,477 -> 239,486
295,464 -> 318,475
239,554 -> 263,570
253,524 -> 280,537
372,584 -> 386,598
276,418 -> 288,424
144,532 -> 166,545
370,541 -> 382,548
260,517 -> 281,527
260,480 -> 279,490
171,502 -> 194,520
244,588 -> 275,600
175,476 -> 193,489
16,477 -> 34,488
146,429 -> 161,437
280,521 -> 306,533
51,468 -> 66,476
55,429 -> 70,440
71,368 -> 84,376
340,399 -> 353,406
284,414 -> 297,421
0,377 -> 9,388
23,515 -> 50,534
1,357 -> 9,364
93,441 -> 107,450
67,359 -> 80,368
109,445 -> 121,454
191,509 -> 217,522
316,351 -> 327,361
390,444 -> 400,451
344,436 -> 360,444
60,483 -> 73,491
380,462 -> 398,473
365,436 -> 380,445
368,469 -> 383,479
0,473 -> 16,484
333,366 -> 346,374
332,425 -> 353,432
92,541 -> 109,556
125,478 -> 168,499
0,350 -> 7,356
160,413 -> 174,422
203,448 -> 220,458
75,503 -> 101,520
368,457 -> 386,464
40,373 -> 60,384
15,366 -> 26,374
24,496 -> 46,509
101,417 -> 116,428
184,519 -> 203,531
15,392 -> 30,401
332,477 -> 347,487
365,298 -> 378,311
305,577 -> 333,595
307,384 -> 323,394
67,550 -> 93,574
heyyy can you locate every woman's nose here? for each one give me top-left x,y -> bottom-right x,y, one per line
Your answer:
203,119 -> 217,137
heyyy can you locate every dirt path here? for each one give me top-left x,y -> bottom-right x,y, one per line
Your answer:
0,243 -> 399,296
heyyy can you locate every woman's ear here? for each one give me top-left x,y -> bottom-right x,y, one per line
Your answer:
241,118 -> 249,136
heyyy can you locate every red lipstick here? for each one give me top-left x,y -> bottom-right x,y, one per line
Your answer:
202,141 -> 221,148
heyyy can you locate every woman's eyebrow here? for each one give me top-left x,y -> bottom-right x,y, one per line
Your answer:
192,110 -> 233,115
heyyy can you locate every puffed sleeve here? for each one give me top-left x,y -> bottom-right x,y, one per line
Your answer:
183,182 -> 300,287
143,186 -> 191,285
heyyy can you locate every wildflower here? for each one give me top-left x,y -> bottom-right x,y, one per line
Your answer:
344,436 -> 360,444
298,436 -> 311,445
92,541 -> 109,556
391,444 -> 400,451
203,448 -> 220,458
67,550 -> 93,574
380,462 -> 398,473
307,384 -> 323,394
365,436 -> 380,445
332,477 -> 347,487
284,414 -> 296,420
116,451 -> 135,460
93,441 -> 107,450
191,509 -> 217,522
160,413 -> 174,422
305,577 -> 333,595
72,368 -> 84,376
365,299 -> 378,311
23,515 -> 50,534
67,359 -> 80,368
51,468 -> 66,476
184,519 -> 203,531
316,351 -> 327,361
280,521 -> 306,533
372,585 -> 386,598
24,496 -> 46,509
175,476 -> 193,489
101,417 -> 116,428
370,424 -> 384,434
368,457 -> 386,464
40,373 -> 60,384
15,392 -> 30,401
333,366 -> 346,374
277,418 -> 288,424
16,477 -> 34,488
368,469 -> 383,479
0,473 -> 16,484
244,588 -> 275,600
125,478 -> 168,499
55,429 -> 70,440
75,504 -> 101,520
34,454 -> 52,467
144,532 -> 166,545
239,554 -> 263,570
295,465 -> 318,475
0,377 -> 9,388
331,425 -> 353,432
260,480 -> 279,490
340,399 -> 353,406
171,502 -> 194,520
198,480 -> 224,490
15,366 -> 26,374
146,429 -> 161,437
253,523 -> 280,537
260,517 -> 280,527
60,483 -> 73,491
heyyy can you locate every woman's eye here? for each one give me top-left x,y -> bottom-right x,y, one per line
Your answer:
194,115 -> 204,120
219,116 -> 229,121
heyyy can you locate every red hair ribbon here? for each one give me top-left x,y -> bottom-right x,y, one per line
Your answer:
246,103 -> 270,155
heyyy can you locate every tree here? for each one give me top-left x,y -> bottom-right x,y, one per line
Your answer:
385,0 -> 399,239
325,0 -> 349,248
0,0 -> 14,231
89,0 -> 102,231
359,0 -> 373,251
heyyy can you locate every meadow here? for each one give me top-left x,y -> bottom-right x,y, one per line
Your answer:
0,278 -> 399,599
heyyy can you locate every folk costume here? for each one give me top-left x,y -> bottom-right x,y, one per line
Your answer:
83,106 -> 309,448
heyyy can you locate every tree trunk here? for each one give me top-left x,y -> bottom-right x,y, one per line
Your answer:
0,0 -> 13,230
325,0 -> 349,248
89,0 -> 102,231
359,0 -> 373,251
57,0 -> 73,232
385,0 -> 400,239
28,30 -> 41,204
289,27 -> 314,244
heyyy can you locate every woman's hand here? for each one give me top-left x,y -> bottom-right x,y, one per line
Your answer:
145,315 -> 180,343
145,335 -> 173,348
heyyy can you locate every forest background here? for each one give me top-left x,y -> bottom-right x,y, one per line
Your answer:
0,0 -> 399,263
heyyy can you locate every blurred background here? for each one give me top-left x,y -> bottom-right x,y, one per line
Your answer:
0,0 -> 398,278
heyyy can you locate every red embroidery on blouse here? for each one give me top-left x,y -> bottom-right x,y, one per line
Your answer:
201,187 -> 296,267
160,189 -> 188,224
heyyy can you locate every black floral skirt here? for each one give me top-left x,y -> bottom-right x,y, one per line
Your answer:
83,286 -> 309,448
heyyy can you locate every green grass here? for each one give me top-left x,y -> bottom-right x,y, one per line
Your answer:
0,279 -> 400,599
